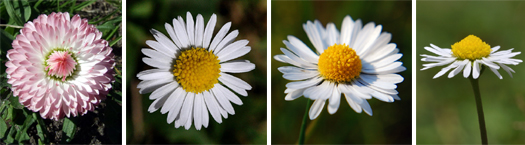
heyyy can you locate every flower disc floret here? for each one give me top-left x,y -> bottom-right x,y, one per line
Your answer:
318,44 -> 362,83
45,49 -> 78,81
451,35 -> 491,60
173,47 -> 221,93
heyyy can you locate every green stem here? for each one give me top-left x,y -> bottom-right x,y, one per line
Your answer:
468,77 -> 488,145
298,99 -> 310,145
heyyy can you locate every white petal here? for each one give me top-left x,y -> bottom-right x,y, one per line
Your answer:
339,15 -> 355,45
344,93 -> 362,113
149,81 -> 178,100
166,87 -> 186,124
213,30 -> 239,54
433,61 -> 460,79
201,93 -> 209,128
309,99 -> 325,120
473,60 -> 481,79
211,87 -> 235,114
328,85 -> 341,114
303,21 -> 326,54
463,60 -> 472,78
280,48 -> 317,69
202,14 -> 217,49
186,12 -> 195,46
283,72 -> 319,81
142,48 -> 173,60
325,23 -> 339,47
142,57 -> 170,69
219,46 -> 251,63
137,71 -> 173,81
172,17 -> 189,48
194,14 -> 204,48
150,29 -> 177,55
209,22 -> 231,51
284,88 -> 306,101
285,36 -> 319,63
219,72 -> 252,90
480,58 -> 500,69
285,76 -> 323,89
165,23 -> 183,49
448,59 -> 468,78
273,55 -> 318,69
489,67 -> 502,79
220,60 -> 255,73
498,63 -> 515,78
216,83 -> 243,105
137,79 -> 171,94
193,92 -> 203,130
145,40 -> 174,58
179,92 -> 195,129
359,99 -> 373,116
203,91 -> 222,123
216,39 -> 249,57
148,92 -> 170,113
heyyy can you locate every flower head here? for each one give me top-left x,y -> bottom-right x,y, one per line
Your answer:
421,35 -> 522,79
274,15 -> 405,119
137,12 -> 255,130
6,12 -> 115,120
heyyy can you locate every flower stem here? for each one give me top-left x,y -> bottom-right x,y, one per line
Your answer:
468,77 -> 488,144
298,99 -> 310,145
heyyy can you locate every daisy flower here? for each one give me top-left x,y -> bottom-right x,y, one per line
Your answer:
274,15 -> 405,120
5,12 -> 115,120
421,35 -> 522,79
136,12 -> 255,130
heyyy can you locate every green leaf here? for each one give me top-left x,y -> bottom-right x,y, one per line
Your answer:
3,0 -> 31,25
38,139 -> 44,145
71,0 -> 95,12
109,36 -> 121,47
3,0 -> 24,25
61,118 -> 77,143
33,113 -> 46,142
0,116 -> 7,138
5,125 -> 15,144
14,112 -> 34,142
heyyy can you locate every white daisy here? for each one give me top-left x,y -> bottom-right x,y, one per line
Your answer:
136,12 -> 255,130
274,15 -> 405,119
421,35 -> 522,79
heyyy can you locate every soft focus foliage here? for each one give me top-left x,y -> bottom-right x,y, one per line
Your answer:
126,0 -> 267,144
417,1 -> 525,144
1,0 -> 122,144
271,1 -> 411,144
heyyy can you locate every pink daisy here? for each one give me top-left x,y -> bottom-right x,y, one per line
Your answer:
5,12 -> 115,120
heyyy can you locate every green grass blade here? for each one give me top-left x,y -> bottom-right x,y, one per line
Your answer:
71,0 -> 95,12
3,0 -> 24,25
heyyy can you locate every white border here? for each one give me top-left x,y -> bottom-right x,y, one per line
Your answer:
267,0 -> 272,144
412,0 -> 416,144
121,0 -> 127,143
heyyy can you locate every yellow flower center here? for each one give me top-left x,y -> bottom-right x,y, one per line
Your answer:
451,35 -> 491,60
173,47 -> 221,93
318,44 -> 362,83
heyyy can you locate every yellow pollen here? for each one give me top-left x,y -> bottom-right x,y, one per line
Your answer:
318,44 -> 362,83
451,35 -> 491,60
173,47 -> 221,93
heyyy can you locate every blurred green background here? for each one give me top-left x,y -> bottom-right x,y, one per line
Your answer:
417,1 -> 525,144
271,1 -> 412,144
126,0 -> 267,144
